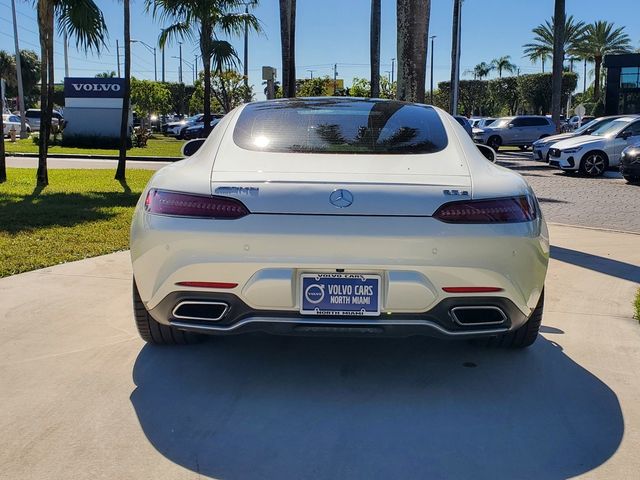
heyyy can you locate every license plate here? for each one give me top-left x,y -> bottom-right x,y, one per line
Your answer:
300,273 -> 381,316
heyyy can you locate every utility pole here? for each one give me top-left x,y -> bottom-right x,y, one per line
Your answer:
391,58 -> 395,84
162,46 -> 165,82
333,63 -> 338,94
242,1 -> 250,91
429,35 -> 436,105
11,0 -> 27,137
116,39 -> 121,77
307,69 -> 315,79
449,0 -> 462,115
178,42 -> 183,83
63,33 -> 69,78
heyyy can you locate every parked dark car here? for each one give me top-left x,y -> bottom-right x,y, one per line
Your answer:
184,118 -> 221,139
454,115 -> 473,137
620,144 -> 640,184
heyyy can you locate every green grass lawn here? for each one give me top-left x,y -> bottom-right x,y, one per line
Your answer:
0,168 -> 153,278
635,289 -> 640,321
4,135 -> 184,157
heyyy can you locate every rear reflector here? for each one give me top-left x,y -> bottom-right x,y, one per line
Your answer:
433,196 -> 536,223
176,281 -> 238,289
145,189 -> 249,219
443,287 -> 503,293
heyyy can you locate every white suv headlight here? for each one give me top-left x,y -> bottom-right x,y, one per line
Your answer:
562,146 -> 583,154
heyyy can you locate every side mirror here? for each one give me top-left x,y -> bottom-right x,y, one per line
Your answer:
507,123 -> 515,129
619,131 -> 633,140
181,138 -> 205,157
477,144 -> 497,163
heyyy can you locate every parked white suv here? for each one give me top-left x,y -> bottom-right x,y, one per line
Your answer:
473,116 -> 556,151
548,116 -> 640,176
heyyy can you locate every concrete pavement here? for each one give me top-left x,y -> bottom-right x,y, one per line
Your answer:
1,224 -> 639,479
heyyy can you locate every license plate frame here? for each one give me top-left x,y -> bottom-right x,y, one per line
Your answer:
299,273 -> 381,316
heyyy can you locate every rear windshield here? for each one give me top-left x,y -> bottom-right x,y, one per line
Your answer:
233,99 -> 448,154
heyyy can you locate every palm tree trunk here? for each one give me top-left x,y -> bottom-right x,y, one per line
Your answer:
115,0 -> 130,181
594,56 -> 602,100
551,0 -> 565,132
541,57 -> 545,73
36,0 -> 52,187
201,22 -> 213,136
397,0 -> 430,103
0,110 -> 5,183
447,0 -> 460,111
370,0 -> 381,98
279,0 -> 296,97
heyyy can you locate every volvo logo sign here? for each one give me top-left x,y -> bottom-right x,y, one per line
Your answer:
71,83 -> 122,92
329,189 -> 354,208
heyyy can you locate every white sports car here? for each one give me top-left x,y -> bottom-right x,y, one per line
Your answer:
130,98 -> 548,348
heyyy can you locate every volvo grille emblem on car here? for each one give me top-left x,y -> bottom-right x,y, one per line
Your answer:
329,189 -> 354,208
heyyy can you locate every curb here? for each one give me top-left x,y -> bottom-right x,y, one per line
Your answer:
7,152 -> 180,162
549,222 -> 640,236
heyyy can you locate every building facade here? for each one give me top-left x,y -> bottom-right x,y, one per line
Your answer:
604,53 -> 640,115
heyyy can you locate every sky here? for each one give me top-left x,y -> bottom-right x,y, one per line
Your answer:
1,0 -> 639,101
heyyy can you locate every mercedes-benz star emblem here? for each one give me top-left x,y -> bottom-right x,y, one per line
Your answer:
329,189 -> 354,208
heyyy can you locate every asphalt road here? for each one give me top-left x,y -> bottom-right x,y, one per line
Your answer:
496,151 -> 640,233
1,224 -> 639,479
8,152 -> 640,233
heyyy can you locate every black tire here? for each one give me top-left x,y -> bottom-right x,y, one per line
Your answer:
579,151 -> 608,177
623,174 -> 640,184
484,291 -> 544,348
487,136 -> 501,151
133,280 -> 203,345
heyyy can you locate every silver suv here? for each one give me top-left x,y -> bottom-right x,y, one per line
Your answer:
473,115 -> 556,151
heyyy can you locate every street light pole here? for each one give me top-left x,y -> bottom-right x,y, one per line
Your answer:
391,58 -> 395,84
333,63 -> 338,94
178,42 -> 183,83
429,35 -> 436,105
116,39 -> 121,77
10,0 -> 27,138
131,40 -> 157,81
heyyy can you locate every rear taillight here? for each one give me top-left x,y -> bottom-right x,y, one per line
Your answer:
144,189 -> 249,219
433,196 -> 536,223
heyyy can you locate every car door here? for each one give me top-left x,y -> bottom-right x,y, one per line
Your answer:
611,120 -> 640,166
506,117 -> 526,144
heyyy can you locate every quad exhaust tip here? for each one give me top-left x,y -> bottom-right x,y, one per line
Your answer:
172,301 -> 228,322
450,306 -> 507,326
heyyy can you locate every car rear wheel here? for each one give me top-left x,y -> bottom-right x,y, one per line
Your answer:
482,290 -> 544,349
580,152 -> 608,177
133,280 -> 203,345
487,136 -> 501,151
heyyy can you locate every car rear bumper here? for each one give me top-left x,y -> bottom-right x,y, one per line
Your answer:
148,290 -> 529,338
131,211 -> 549,332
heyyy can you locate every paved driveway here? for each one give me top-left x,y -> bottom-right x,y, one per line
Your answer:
1,224 -> 639,479
497,151 -> 640,233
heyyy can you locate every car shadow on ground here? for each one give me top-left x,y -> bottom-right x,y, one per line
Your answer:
551,245 -> 640,283
131,334 -> 622,480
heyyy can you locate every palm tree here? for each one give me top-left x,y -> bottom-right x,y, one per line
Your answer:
148,1 -> 260,135
469,62 -> 493,80
551,0 -> 565,132
115,0 -> 130,181
580,20 -> 632,99
370,0 -> 381,98
397,0 -> 431,103
0,51 -> 16,183
279,0 -> 296,97
523,15 -> 586,73
35,0 -> 107,186
491,55 -> 516,77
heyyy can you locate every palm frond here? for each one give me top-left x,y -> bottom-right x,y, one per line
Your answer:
56,0 -> 108,53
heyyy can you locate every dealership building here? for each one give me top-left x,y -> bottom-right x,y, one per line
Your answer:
604,53 -> 640,115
